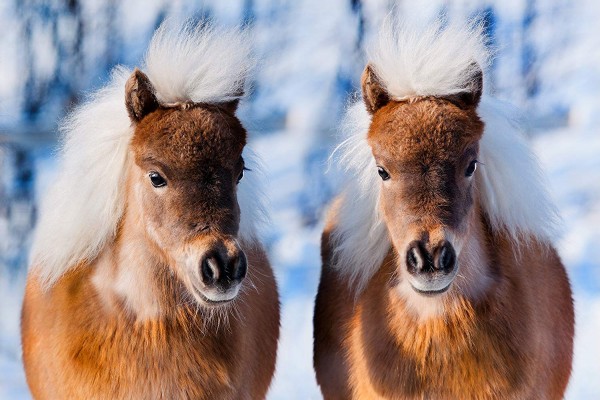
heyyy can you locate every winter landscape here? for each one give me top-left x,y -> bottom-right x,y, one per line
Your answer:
1,0 -> 599,398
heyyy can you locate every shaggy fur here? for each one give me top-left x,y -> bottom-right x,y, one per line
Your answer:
23,245 -> 279,399
30,69 -> 132,289
30,23 -> 261,289
367,17 -> 489,101
145,23 -> 254,105
476,99 -> 559,240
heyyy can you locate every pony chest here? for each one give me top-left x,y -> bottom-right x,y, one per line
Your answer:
65,316 -> 239,396
347,303 -> 530,399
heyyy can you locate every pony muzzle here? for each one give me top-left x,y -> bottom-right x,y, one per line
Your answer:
405,239 -> 458,296
192,242 -> 247,306
200,250 -> 247,286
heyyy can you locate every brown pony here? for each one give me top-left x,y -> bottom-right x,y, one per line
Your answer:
22,24 -> 279,399
314,19 -> 574,399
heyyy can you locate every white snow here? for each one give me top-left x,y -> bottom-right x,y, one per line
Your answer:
1,0 -> 600,399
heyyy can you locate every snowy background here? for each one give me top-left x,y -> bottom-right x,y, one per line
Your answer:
1,0 -> 599,398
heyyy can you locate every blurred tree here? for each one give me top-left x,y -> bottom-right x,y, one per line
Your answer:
242,0 -> 255,26
475,5 -> 497,90
522,0 -> 539,100
18,0 -> 84,123
351,0 -> 364,49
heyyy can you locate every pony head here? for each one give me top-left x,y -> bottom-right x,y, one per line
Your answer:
31,22 -> 265,309
363,62 -> 484,296
125,68 -> 248,306
331,17 -> 558,314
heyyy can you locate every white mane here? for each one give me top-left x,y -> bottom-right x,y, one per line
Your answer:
368,17 -> 489,101
332,18 -> 560,293
145,22 -> 254,105
31,22 -> 261,289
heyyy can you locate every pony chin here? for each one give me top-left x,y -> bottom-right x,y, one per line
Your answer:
389,234 -> 464,321
395,279 -> 449,320
187,278 -> 242,308
392,223 -> 494,321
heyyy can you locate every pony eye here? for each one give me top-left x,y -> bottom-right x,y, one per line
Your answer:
237,166 -> 250,184
465,160 -> 477,177
377,166 -> 390,181
149,171 -> 167,188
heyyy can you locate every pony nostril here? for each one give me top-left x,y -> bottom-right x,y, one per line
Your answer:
200,255 -> 221,285
435,243 -> 456,273
406,244 -> 422,274
230,251 -> 247,282
405,239 -> 457,275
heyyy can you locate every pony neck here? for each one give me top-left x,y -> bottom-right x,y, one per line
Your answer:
91,173 -> 177,321
364,204 -> 504,372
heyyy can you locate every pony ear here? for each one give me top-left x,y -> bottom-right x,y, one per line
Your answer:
217,87 -> 244,114
361,64 -> 390,114
446,64 -> 483,109
218,98 -> 241,114
125,68 -> 159,123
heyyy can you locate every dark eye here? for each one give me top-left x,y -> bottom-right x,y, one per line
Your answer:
377,166 -> 390,181
465,160 -> 477,177
237,166 -> 250,184
149,171 -> 167,188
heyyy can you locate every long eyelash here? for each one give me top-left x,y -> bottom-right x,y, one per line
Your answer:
243,166 -> 251,172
